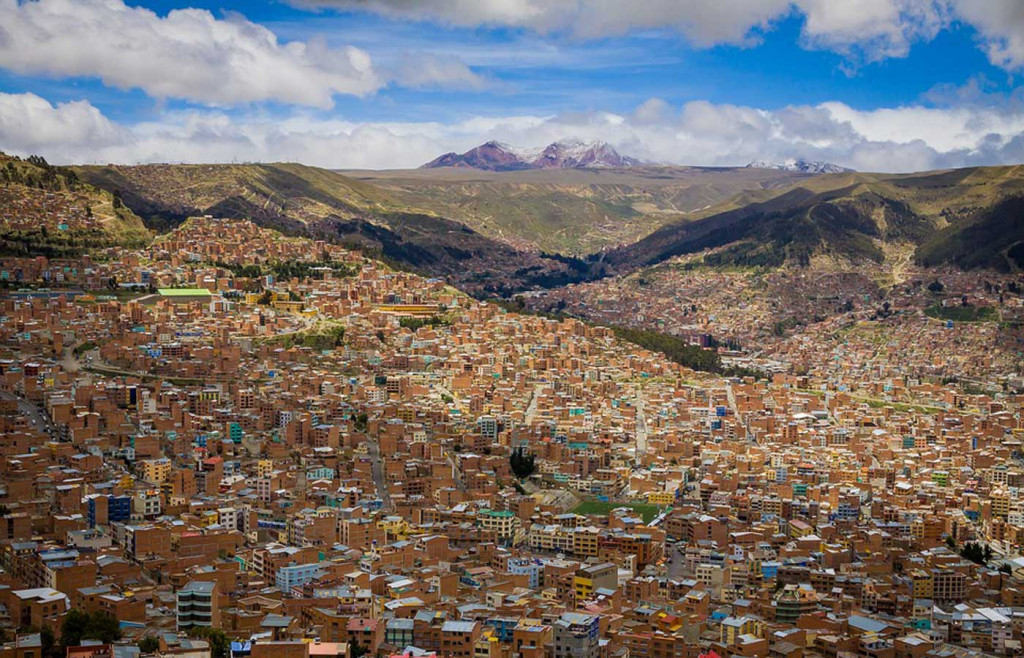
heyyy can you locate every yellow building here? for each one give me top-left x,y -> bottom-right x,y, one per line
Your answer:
377,515 -> 410,541
572,526 -> 600,557
140,458 -> 171,484
474,630 -> 500,658
257,460 -> 274,478
721,616 -> 761,646
646,491 -> 674,505
573,563 -> 617,602
910,570 -> 933,598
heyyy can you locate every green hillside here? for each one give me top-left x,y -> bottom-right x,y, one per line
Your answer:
602,165 -> 1024,275
1,153 -> 149,258
74,162 -> 583,295
346,165 -> 809,254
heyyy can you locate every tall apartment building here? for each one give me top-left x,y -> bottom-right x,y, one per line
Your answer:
177,580 -> 219,630
553,613 -> 600,658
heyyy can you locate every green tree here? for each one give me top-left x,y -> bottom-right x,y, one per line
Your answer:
60,609 -> 121,648
188,627 -> 229,658
139,636 -> 161,654
611,326 -> 724,373
40,626 -> 57,658
510,447 -> 536,479
959,541 -> 992,566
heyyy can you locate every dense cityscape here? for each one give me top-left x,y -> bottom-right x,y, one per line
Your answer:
0,214 -> 1021,658
4,2 -> 1024,658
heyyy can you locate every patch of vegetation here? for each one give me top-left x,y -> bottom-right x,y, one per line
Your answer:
72,342 -> 97,356
509,447 -> 536,479
269,324 -> 346,351
572,500 -> 665,523
399,315 -> 451,331
917,195 -> 1024,271
188,627 -> 229,658
611,326 -> 723,373
57,609 -> 122,653
139,636 -> 161,653
960,541 -> 994,566
925,304 -> 997,322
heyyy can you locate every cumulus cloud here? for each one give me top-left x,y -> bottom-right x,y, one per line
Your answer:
0,0 -> 383,108
388,53 -> 494,89
4,91 -> 1024,173
951,0 -> 1024,71
298,0 -> 1024,71
294,0 -> 791,44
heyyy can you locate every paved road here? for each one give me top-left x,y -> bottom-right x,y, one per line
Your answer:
446,451 -> 469,494
366,434 -> 392,510
666,543 -> 687,580
0,389 -> 57,436
524,383 -> 545,425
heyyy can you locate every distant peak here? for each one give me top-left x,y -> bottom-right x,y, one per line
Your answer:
746,159 -> 855,174
421,139 -> 643,171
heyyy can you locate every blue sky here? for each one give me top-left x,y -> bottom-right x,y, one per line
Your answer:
0,0 -> 1023,171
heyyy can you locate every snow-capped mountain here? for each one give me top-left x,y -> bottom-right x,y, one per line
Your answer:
746,159 -> 855,174
422,139 -> 643,171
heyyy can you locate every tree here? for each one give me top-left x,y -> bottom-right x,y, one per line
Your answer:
959,541 -> 991,566
139,636 -> 161,654
188,627 -> 229,658
510,447 -> 536,479
60,609 -> 121,649
40,626 -> 56,658
927,279 -> 944,293
351,642 -> 368,658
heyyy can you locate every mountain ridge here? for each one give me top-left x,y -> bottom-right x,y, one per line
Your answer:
422,139 -> 643,171
599,165 -> 1024,275
746,159 -> 855,174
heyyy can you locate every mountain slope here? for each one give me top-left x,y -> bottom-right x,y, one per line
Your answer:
1,153 -> 149,258
345,165 -> 811,254
601,165 -> 1024,274
917,194 -> 1024,271
73,161 -> 580,295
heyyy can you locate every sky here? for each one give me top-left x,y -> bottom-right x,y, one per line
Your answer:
1,0 -> 1024,172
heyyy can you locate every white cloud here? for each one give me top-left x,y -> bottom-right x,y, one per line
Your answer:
294,0 -> 792,44
796,0 -> 949,64
4,91 -> 1024,173
951,0 -> 1024,71
0,0 -> 382,108
299,0 -> 1024,72
388,53 -> 494,89
0,92 -> 128,158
